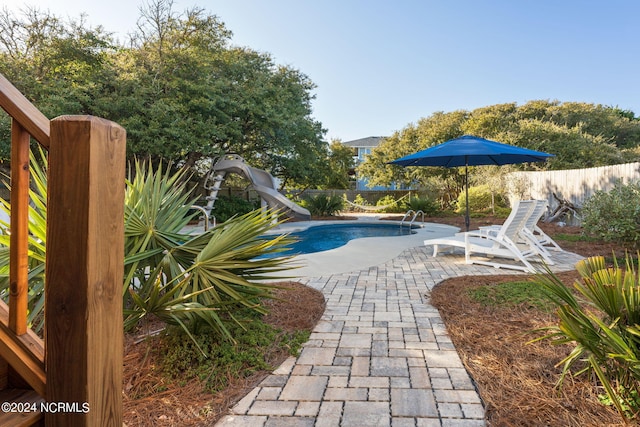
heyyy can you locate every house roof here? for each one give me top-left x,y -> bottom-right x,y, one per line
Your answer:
341,136 -> 386,148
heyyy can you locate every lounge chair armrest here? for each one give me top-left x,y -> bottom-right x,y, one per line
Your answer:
477,225 -> 500,236
464,230 -> 488,238
464,231 -> 519,249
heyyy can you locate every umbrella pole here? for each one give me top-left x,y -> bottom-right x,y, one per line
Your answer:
465,164 -> 470,231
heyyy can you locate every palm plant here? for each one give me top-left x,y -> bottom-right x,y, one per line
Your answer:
532,255 -> 640,420
0,153 -> 298,343
302,193 -> 343,216
122,161 -> 296,340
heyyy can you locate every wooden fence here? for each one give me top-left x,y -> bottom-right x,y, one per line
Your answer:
505,161 -> 640,215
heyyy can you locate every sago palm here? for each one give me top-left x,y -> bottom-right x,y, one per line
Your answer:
122,161 -> 297,340
532,255 -> 640,421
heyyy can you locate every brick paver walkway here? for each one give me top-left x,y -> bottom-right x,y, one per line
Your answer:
216,246 -> 583,426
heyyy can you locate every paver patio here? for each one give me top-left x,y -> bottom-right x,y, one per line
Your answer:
216,244 -> 583,426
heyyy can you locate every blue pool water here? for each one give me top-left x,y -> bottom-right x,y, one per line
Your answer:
264,223 -> 415,257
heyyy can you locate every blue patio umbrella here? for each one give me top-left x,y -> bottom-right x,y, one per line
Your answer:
390,135 -> 554,231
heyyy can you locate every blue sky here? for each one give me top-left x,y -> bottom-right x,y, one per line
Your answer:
5,1 -> 640,142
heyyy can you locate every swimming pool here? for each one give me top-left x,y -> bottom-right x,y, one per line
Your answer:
264,222 -> 416,257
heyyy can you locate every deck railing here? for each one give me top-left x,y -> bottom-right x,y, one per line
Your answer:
0,73 -> 125,426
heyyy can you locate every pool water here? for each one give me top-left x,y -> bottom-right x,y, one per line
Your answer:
264,223 -> 415,257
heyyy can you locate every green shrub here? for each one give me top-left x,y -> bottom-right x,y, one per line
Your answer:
159,315 -> 310,393
375,195 -> 403,213
493,205 -> 512,218
406,196 -> 439,216
353,194 -> 368,207
456,184 -> 507,215
303,194 -> 343,216
532,255 -> 640,421
211,195 -> 260,223
582,180 -> 640,248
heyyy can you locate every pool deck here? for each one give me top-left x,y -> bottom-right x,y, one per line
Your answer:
264,215 -> 461,277
215,215 -> 584,426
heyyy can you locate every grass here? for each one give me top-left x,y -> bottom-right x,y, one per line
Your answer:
466,281 -> 557,312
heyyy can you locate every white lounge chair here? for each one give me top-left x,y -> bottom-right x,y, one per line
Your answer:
478,199 -> 557,265
521,200 -> 563,252
424,200 -> 546,272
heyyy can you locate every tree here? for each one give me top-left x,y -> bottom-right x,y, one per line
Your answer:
0,6 -> 118,159
321,139 -> 355,189
464,102 -> 518,138
357,110 -> 468,199
503,119 -> 625,170
0,2 -> 328,190
112,0 -> 327,185
106,2 -> 237,164
358,101 -> 640,190
547,102 -> 640,149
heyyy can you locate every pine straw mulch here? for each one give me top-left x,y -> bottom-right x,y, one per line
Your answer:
122,282 -> 325,426
431,272 -> 626,426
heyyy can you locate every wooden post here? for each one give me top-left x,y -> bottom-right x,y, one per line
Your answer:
45,116 -> 125,426
9,120 -> 30,336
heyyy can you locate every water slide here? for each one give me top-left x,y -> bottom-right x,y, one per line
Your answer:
204,154 -> 311,221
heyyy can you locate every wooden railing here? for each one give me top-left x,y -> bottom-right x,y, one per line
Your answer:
0,73 -> 125,426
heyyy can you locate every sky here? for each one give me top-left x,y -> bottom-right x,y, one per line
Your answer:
4,0 -> 640,142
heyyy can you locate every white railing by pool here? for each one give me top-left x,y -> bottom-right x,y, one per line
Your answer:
401,210 -> 424,227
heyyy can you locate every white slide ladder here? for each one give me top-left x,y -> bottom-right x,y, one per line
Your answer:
203,154 -> 311,220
